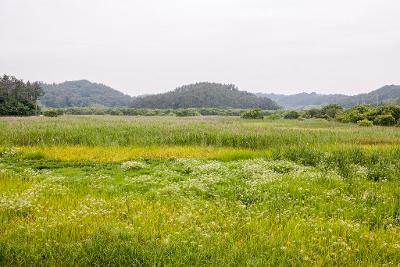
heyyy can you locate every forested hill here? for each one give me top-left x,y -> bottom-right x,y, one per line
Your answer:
258,92 -> 351,108
131,82 -> 280,109
346,85 -> 400,107
258,85 -> 400,108
40,80 -> 132,107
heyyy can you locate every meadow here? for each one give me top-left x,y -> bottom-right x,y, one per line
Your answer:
0,116 -> 400,266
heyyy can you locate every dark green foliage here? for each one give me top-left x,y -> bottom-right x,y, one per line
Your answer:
43,107 -> 276,117
337,105 -> 369,123
374,115 -> 396,126
40,80 -> 132,107
240,109 -> 263,119
175,109 -> 200,117
197,108 -> 243,116
0,75 -> 43,116
43,109 -> 61,117
337,104 -> 400,126
131,82 -> 280,109
283,110 -> 300,119
321,104 -> 343,118
0,99 -> 36,116
304,108 -> 324,119
378,105 -> 400,121
303,104 -> 343,119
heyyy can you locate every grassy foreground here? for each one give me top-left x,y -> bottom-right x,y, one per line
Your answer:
0,116 -> 400,266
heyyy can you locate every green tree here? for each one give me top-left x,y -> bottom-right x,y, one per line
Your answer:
284,110 -> 300,119
0,74 -> 44,116
241,109 -> 264,119
321,104 -> 343,118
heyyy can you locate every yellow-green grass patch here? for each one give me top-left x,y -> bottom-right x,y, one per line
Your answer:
17,145 -> 272,162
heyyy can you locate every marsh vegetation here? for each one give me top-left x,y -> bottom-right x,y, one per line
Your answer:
0,116 -> 399,265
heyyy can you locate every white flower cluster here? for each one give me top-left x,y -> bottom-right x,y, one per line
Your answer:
121,160 -> 148,171
68,196 -> 112,221
0,195 -> 35,214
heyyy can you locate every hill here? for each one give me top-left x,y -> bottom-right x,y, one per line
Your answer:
344,85 -> 400,107
257,85 -> 400,108
131,82 -> 280,109
258,92 -> 351,108
40,80 -> 132,107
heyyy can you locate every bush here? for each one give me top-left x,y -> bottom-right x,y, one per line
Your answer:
337,104 -> 400,127
357,119 -> 373,127
283,110 -> 300,119
377,105 -> 400,121
373,114 -> 396,126
175,109 -> 200,117
321,104 -> 343,118
43,109 -> 60,117
241,109 -> 263,119
304,108 -> 323,119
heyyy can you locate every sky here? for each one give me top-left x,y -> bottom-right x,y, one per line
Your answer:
1,0 -> 399,96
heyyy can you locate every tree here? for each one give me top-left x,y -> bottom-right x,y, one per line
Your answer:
241,109 -> 263,119
321,104 -> 343,118
284,110 -> 300,119
0,74 -> 44,116
131,82 -> 280,110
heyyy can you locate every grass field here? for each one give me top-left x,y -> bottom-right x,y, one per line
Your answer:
1,116 -> 400,266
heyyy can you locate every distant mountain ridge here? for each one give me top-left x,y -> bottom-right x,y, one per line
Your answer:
40,80 -> 133,107
39,79 -> 400,109
131,82 -> 280,109
257,85 -> 400,108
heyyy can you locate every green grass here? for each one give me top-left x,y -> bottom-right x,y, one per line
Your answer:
0,116 -> 400,266
0,116 -> 399,148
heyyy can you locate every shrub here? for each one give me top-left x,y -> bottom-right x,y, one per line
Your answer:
175,109 -> 200,117
241,109 -> 263,119
108,109 -> 124,116
357,119 -> 373,127
321,103 -> 343,118
373,114 -> 396,126
337,104 -> 400,127
43,109 -> 60,117
304,108 -> 323,119
283,110 -> 300,119
377,105 -> 400,121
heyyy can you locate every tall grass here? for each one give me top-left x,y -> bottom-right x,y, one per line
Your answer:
0,116 -> 399,148
0,116 -> 400,265
1,156 -> 400,266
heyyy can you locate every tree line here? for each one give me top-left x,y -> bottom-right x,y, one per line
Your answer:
0,75 -> 43,116
252,103 -> 400,127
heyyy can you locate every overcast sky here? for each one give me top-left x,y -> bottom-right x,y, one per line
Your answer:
1,0 -> 399,96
